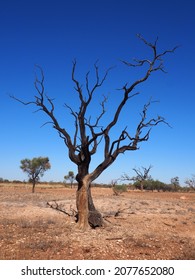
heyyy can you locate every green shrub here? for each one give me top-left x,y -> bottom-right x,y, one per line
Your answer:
112,184 -> 128,195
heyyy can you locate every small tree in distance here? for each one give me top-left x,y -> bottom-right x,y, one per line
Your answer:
170,176 -> 180,191
64,171 -> 75,188
122,165 -> 153,191
185,175 -> 195,189
12,35 -> 177,229
20,157 -> 51,193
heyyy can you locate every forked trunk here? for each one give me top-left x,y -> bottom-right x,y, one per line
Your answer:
76,176 -> 103,230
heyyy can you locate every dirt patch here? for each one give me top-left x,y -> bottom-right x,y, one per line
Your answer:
0,184 -> 195,260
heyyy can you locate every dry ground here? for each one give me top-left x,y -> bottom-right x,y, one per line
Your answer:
0,183 -> 195,260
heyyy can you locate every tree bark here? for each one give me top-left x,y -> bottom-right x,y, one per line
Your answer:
87,185 -> 104,228
76,175 -> 103,229
76,177 -> 89,230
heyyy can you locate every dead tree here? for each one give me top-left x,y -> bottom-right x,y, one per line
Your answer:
122,165 -> 153,191
11,35 -> 177,230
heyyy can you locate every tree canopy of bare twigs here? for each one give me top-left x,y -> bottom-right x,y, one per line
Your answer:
11,34 -> 177,229
122,165 -> 153,191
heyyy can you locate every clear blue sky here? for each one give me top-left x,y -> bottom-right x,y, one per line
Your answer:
0,0 -> 195,185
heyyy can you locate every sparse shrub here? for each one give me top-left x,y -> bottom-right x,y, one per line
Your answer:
12,180 -> 23,184
134,179 -> 166,191
112,184 -> 128,195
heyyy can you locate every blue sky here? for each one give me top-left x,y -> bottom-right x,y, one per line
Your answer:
0,0 -> 195,185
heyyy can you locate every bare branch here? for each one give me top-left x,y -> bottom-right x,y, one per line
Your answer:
121,34 -> 178,85
71,60 -> 84,104
47,201 -> 77,217
40,121 -> 54,128
121,173 -> 134,182
132,165 -> 153,181
89,96 -> 169,183
10,95 -> 35,106
64,103 -> 79,147
85,62 -> 114,102
11,35 -> 176,204
11,66 -> 79,164
86,94 -> 108,130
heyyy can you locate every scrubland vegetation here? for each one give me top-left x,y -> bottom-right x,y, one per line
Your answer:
0,177 -> 194,193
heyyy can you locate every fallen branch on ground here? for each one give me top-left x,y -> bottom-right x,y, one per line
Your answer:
106,237 -> 123,240
47,200 -> 77,217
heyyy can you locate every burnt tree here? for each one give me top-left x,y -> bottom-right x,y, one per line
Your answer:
11,35 -> 177,230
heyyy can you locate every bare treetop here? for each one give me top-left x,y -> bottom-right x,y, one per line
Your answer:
11,35 -> 177,229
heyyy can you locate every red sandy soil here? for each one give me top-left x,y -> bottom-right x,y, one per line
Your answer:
0,184 -> 195,260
